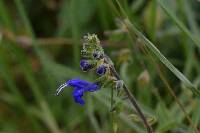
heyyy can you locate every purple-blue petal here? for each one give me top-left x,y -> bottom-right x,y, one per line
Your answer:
67,78 -> 91,88
56,79 -> 100,105
85,83 -> 100,92
74,96 -> 85,105
72,87 -> 84,97
72,88 -> 85,105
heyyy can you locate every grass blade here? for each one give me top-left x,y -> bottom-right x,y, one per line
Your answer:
157,0 -> 200,48
12,1 -> 61,132
112,0 -> 200,97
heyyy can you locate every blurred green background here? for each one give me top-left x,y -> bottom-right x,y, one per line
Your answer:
0,0 -> 200,132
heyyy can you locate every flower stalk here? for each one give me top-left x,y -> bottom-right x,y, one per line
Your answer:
108,62 -> 153,133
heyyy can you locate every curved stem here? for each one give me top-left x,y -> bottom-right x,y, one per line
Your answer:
110,66 -> 153,133
104,54 -> 152,132
122,84 -> 153,133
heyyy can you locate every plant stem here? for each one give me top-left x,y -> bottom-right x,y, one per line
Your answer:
110,66 -> 153,133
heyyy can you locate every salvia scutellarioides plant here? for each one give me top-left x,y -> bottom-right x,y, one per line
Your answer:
55,34 -> 122,105
55,34 -> 153,133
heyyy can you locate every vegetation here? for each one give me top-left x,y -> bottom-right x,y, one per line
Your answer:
0,0 -> 200,132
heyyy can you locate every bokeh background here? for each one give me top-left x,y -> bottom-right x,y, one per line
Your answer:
0,0 -> 200,133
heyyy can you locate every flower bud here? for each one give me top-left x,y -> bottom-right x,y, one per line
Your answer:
96,65 -> 107,76
80,59 -> 91,71
93,50 -> 103,60
137,70 -> 150,86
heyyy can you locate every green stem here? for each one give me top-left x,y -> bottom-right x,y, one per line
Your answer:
108,62 -> 153,133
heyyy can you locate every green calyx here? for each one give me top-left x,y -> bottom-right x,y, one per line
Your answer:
82,34 -> 104,60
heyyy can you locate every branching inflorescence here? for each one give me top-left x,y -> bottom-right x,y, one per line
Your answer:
55,34 -> 153,133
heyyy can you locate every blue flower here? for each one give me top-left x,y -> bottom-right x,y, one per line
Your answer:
96,65 -> 106,76
55,79 -> 100,105
80,59 -> 91,71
